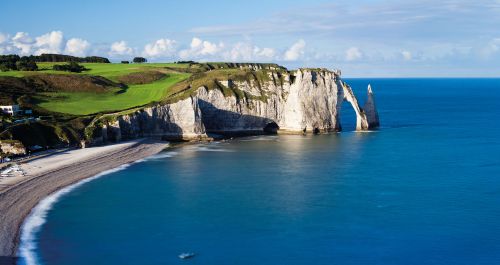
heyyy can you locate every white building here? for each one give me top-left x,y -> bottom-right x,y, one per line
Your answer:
0,105 -> 20,115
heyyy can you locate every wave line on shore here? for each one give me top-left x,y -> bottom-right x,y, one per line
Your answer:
17,163 -> 132,265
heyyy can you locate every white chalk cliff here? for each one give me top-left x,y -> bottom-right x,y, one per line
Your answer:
96,68 -> 379,142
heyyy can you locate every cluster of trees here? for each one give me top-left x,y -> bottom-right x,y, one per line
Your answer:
0,53 -> 112,72
175,60 -> 197,64
0,55 -> 39,72
52,62 -> 87,73
1,54 -> 151,72
133,57 -> 147,63
121,57 -> 147,63
34,54 -> 110,63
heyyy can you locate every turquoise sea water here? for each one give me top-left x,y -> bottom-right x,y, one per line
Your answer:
20,78 -> 500,265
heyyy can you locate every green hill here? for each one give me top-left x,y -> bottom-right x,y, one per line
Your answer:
0,62 -> 191,115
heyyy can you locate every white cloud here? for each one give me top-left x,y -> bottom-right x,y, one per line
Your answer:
224,42 -> 276,61
179,37 -> 224,59
0,33 -> 7,44
109,41 -> 133,56
254,47 -> 276,59
480,38 -> 500,58
401,50 -> 412,60
345,47 -> 363,61
191,38 -> 202,48
12,32 -> 34,55
284,39 -> 305,61
34,31 -> 64,55
143,38 -> 177,58
0,33 -> 10,54
65,38 -> 90,57
226,42 -> 254,61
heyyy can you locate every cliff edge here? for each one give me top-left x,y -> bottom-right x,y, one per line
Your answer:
90,67 -> 379,143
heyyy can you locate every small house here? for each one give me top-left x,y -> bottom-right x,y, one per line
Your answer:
0,105 -> 20,115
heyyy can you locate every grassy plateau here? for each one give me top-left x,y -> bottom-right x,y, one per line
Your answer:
1,62 -> 191,115
36,73 -> 189,115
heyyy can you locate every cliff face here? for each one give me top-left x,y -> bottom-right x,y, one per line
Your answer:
100,97 -> 207,142
96,68 -> 379,142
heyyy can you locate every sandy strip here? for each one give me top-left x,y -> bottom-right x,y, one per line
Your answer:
0,138 -> 168,259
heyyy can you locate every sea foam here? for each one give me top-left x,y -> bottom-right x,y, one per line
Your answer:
146,151 -> 179,160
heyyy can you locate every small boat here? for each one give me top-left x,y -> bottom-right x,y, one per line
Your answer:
178,252 -> 195,259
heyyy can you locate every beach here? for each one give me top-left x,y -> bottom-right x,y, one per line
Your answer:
0,138 -> 168,260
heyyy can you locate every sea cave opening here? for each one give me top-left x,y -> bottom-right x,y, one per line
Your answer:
263,122 -> 279,134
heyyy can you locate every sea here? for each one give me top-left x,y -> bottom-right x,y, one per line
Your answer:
17,78 -> 500,265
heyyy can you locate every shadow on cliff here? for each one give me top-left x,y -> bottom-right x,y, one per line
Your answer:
197,99 -> 279,137
111,110 -> 185,142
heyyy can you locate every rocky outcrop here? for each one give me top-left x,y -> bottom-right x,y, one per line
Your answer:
0,140 -> 26,156
364,84 -> 380,128
95,68 -> 379,142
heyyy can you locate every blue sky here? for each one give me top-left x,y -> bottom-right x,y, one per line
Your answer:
1,0 -> 499,77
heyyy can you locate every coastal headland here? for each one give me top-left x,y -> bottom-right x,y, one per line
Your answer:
0,58 -> 379,262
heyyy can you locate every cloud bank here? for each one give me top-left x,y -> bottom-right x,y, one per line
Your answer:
2,0 -> 500,78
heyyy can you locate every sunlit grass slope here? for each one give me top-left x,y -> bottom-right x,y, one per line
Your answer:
36,72 -> 190,115
0,62 -> 192,115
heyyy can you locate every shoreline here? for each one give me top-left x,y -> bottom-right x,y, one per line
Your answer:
0,138 -> 169,262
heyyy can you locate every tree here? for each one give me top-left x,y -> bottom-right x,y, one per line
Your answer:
83,56 -> 110,63
53,62 -> 86,73
121,60 -> 130,64
0,64 -> 9,72
1,54 -> 110,71
133,57 -> 147,63
34,54 -> 110,63
15,60 -> 38,71
0,55 -> 21,71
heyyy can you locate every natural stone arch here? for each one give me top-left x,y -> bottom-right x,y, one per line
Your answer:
341,82 -> 369,131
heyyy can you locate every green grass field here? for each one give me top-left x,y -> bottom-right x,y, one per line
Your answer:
35,72 -> 190,115
38,62 -> 188,81
0,62 -> 193,115
0,62 -> 189,80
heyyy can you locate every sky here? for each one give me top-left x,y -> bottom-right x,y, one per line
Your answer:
1,0 -> 499,77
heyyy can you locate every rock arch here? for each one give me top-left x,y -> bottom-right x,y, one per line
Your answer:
341,82 -> 379,131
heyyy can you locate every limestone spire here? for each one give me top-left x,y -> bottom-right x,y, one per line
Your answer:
363,84 -> 380,129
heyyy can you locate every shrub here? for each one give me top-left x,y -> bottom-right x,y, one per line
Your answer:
35,54 -> 110,63
53,62 -> 87,73
121,60 -> 129,64
15,60 -> 38,71
0,64 -> 10,72
133,57 -> 147,63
